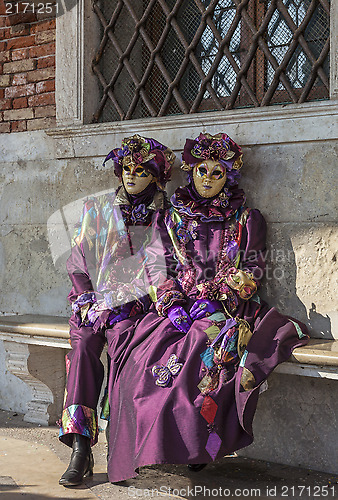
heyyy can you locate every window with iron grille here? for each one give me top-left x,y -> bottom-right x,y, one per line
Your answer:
91,0 -> 330,123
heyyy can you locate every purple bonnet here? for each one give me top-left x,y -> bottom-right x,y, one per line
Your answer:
104,134 -> 175,189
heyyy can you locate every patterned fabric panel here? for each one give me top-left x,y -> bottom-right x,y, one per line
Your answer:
59,404 -> 98,446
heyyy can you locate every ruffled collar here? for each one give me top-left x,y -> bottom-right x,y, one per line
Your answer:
170,183 -> 246,221
113,184 -> 165,211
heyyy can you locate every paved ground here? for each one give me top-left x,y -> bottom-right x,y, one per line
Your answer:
0,409 -> 337,500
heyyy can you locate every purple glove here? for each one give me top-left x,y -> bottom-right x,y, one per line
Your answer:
107,303 -> 133,327
71,292 -> 97,314
107,313 -> 122,326
167,305 -> 192,334
189,299 -> 222,320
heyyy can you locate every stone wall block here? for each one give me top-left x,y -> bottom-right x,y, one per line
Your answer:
31,20 -> 56,34
10,23 -> 30,37
6,35 -> 35,50
0,75 -> 11,87
239,372 -> 338,474
35,30 -> 56,44
12,73 -> 28,86
4,83 -> 35,98
29,41 -> 55,59
240,142 -> 338,223
11,48 -> 28,61
13,97 -> 28,109
0,50 -> 10,63
28,92 -> 55,107
10,120 -> 27,132
0,224 -> 70,316
0,130 -> 56,162
37,55 -> 55,69
6,12 -> 36,26
0,98 -> 11,110
26,117 -> 56,130
0,158 -> 114,226
34,105 -> 56,118
0,122 -> 10,133
3,58 -> 36,74
36,80 -> 55,94
3,107 -> 34,120
26,67 -> 55,83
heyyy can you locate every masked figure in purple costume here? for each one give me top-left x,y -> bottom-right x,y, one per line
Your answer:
58,135 -> 175,487
104,132 -> 309,483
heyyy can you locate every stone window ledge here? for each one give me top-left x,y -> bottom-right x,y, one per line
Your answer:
46,100 -> 338,160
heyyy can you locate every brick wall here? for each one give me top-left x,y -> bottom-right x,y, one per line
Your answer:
0,2 -> 56,133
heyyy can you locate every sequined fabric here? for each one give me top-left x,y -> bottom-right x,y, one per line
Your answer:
59,404 -> 98,446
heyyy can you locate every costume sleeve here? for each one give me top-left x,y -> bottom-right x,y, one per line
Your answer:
144,211 -> 186,316
225,209 -> 267,302
66,198 -> 99,324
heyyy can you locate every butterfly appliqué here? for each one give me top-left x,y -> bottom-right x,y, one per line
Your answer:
152,354 -> 183,387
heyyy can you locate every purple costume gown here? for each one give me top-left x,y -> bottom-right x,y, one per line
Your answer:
59,184 -> 166,447
105,183 -> 309,482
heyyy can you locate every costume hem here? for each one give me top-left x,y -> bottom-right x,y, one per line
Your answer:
58,404 -> 98,447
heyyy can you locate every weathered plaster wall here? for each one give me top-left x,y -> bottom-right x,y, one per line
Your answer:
0,154 -> 115,316
241,141 -> 338,339
239,372 -> 338,474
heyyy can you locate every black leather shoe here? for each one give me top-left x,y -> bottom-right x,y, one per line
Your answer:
188,463 -> 207,472
59,434 -> 94,487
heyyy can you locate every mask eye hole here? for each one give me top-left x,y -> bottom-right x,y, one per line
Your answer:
197,167 -> 208,177
135,166 -> 149,177
212,169 -> 224,180
123,165 -> 131,173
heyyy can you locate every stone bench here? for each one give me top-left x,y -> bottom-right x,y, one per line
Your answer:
0,315 -> 337,427
275,337 -> 338,380
0,315 -> 70,426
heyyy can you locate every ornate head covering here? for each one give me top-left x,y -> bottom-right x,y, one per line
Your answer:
104,134 -> 175,189
181,132 -> 243,186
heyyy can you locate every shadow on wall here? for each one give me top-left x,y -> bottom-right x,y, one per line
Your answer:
308,303 -> 332,339
259,227 -> 332,339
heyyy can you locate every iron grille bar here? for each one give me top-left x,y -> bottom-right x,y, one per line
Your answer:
261,0 -> 318,105
277,0 -> 328,89
157,0 -> 226,114
298,36 -> 329,103
234,0 -> 299,104
204,0 -> 263,110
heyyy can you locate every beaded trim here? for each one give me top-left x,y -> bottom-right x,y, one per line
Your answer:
155,290 -> 186,316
